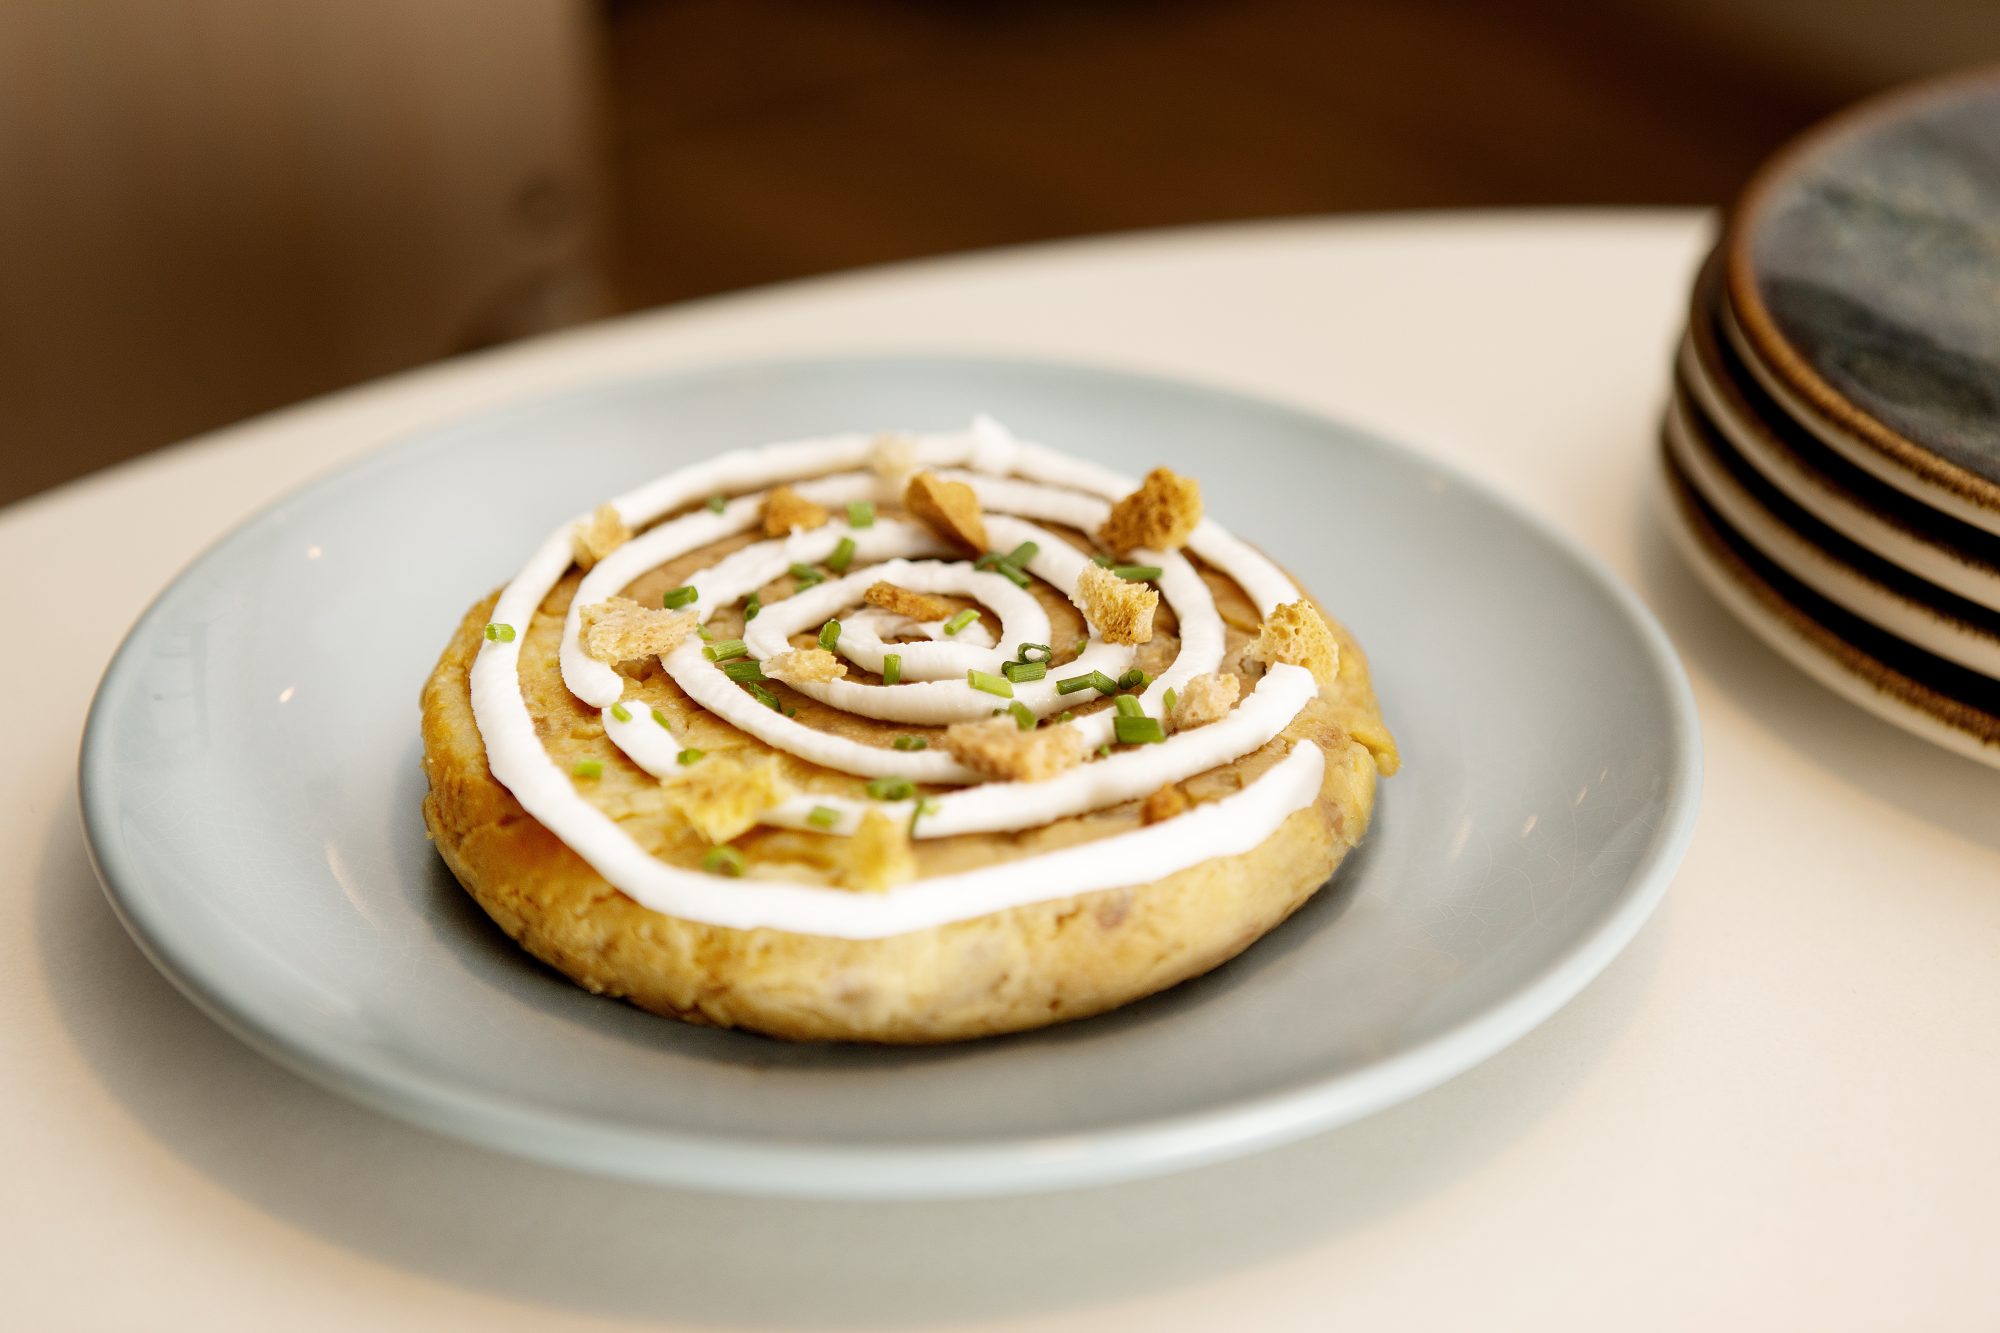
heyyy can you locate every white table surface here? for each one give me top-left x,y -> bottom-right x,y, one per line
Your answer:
9,210 -> 1999,1331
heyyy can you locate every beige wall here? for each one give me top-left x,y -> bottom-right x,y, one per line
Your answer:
0,0 -> 608,505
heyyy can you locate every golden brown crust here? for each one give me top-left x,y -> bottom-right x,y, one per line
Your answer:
941,714 -> 1090,782
1100,467 -> 1203,555
419,547 -> 1395,1043
1074,563 -> 1158,645
903,471 -> 989,552
864,581 -> 956,622
760,484 -> 830,537
570,504 -> 631,569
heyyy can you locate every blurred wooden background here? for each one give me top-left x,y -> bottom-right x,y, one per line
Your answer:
4,0 -> 1998,506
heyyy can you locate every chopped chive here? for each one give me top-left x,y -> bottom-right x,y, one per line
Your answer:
1073,638 -> 1088,654
1056,673 -> 1099,695
704,638 -> 749,662
663,585 -> 698,610
787,562 -> 823,589
702,846 -> 744,877
1096,743 -> 1112,757
1164,687 -> 1178,714
722,659 -> 765,682
993,708 -> 1006,716
1114,694 -> 1144,718
1017,643 -> 1053,664
827,537 -> 857,574
908,796 -> 939,837
572,759 -> 603,779
1008,701 -> 1036,730
1004,541 -> 1040,567
706,494 -> 727,514
846,500 -> 875,528
993,562 -> 1031,588
677,748 -> 704,765
651,707 -> 672,729
1114,564 -> 1163,581
610,702 -> 632,723
697,625 -> 714,642
1114,715 -> 1165,744
1058,711 -> 1075,723
1002,660 -> 1047,683
1092,554 -> 1113,567
1089,670 -> 1120,696
892,734 -> 928,751
807,805 -> 840,829
744,681 -> 781,711
943,608 -> 981,636
967,669 -> 1013,698
483,622 -> 516,643
882,653 -> 902,686
1118,669 -> 1149,691
784,706 -> 797,717
866,775 -> 915,801
818,619 -> 842,651
744,592 -> 761,621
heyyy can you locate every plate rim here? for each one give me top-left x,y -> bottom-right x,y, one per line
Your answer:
78,352 -> 1704,1197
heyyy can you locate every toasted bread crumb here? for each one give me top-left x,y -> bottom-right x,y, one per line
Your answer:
663,754 -> 793,845
941,715 -> 1089,781
1249,601 -> 1340,684
904,471 -> 989,551
1072,563 -> 1158,645
1099,467 -> 1202,555
579,596 -> 697,664
870,433 -> 920,492
1140,784 -> 1190,825
837,811 -> 916,892
1169,671 -> 1239,731
761,484 -> 829,537
570,503 -> 630,569
864,581 -> 956,622
764,647 -> 847,684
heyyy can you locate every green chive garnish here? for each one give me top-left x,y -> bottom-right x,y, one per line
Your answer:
1092,554 -> 1113,567
664,586 -> 698,610
977,556 -> 1029,587
1008,701 -> 1035,730
1114,694 -> 1144,718
807,805 -> 840,829
722,659 -> 765,681
818,619 -> 841,651
846,501 -> 875,528
1017,643 -> 1053,663
1056,673 -> 1098,695
967,669 -> 1013,698
651,707 -> 672,729
892,734 -> 927,751
702,846 -> 744,877
1114,715 -> 1165,744
1089,670 -> 1120,695
572,759 -> 603,778
1096,743 -> 1112,757
1073,638 -> 1088,654
1059,711 -> 1075,723
1004,541 -> 1039,567
706,495 -> 727,514
744,592 -> 761,621
1118,668 -> 1149,691
882,653 -> 902,686
1114,564 -> 1163,581
744,682 -> 781,711
677,748 -> 704,765
484,623 -> 516,643
704,638 -> 749,662
1164,687 -> 1178,714
827,537 -> 856,574
943,608 -> 980,636
697,625 -> 714,642
908,796 -> 938,837
866,775 -> 915,801
788,562 -> 823,589
610,702 -> 632,723
1002,660 -> 1047,683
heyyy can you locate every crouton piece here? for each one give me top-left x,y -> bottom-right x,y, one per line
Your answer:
941,715 -> 1089,782
579,596 -> 697,664
864,581 -> 956,622
904,471 -> 989,551
764,647 -> 846,685
1168,671 -> 1240,731
871,433 -> 920,491
1249,600 -> 1340,684
662,753 -> 793,845
837,811 -> 916,893
1071,563 -> 1157,645
1098,467 -> 1202,555
760,484 -> 829,537
570,503 -> 630,569
1140,784 -> 1190,825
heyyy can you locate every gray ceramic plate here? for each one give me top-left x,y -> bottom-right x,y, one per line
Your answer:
81,357 -> 1700,1198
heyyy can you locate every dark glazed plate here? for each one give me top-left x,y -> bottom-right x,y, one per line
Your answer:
1726,69 -> 2000,534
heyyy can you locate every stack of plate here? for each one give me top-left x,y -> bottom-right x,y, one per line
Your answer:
1663,71 -> 2000,768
